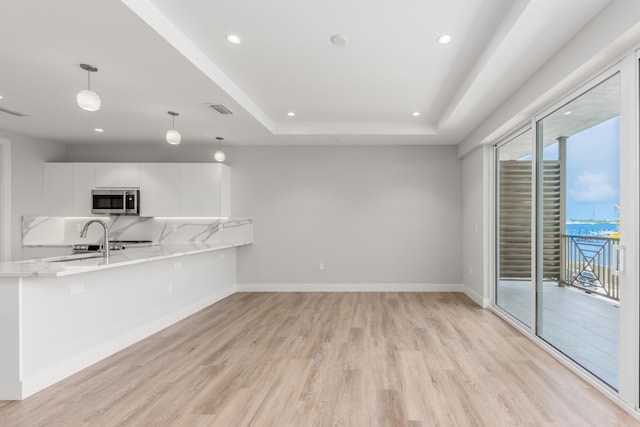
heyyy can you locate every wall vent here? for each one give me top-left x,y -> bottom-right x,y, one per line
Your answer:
207,104 -> 233,115
0,106 -> 27,117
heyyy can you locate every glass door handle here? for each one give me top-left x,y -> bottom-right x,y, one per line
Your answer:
613,244 -> 625,276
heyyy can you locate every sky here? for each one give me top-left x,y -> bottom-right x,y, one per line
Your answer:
562,116 -> 620,221
513,116 -> 620,222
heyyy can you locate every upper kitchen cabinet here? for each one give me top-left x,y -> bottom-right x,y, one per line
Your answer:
44,163 -> 96,216
138,163 -> 161,216
180,164 -> 202,216
139,163 -> 180,217
44,163 -> 73,216
44,162 -> 229,217
71,163 -> 96,215
138,163 -> 230,217
95,163 -> 140,187
201,163 -> 230,217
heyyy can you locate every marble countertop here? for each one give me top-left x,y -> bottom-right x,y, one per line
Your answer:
0,241 -> 252,278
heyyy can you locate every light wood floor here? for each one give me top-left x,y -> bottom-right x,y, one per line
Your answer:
0,292 -> 638,426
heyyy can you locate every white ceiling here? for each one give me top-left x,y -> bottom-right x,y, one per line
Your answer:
0,0 -> 611,146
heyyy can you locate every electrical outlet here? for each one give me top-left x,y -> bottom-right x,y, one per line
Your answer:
319,263 -> 325,271
70,283 -> 85,294
168,283 -> 174,294
172,224 -> 178,232
174,262 -> 182,270
75,223 -> 82,232
469,265 -> 473,275
220,253 -> 225,260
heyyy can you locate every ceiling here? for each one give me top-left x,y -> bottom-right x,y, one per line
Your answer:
0,0 -> 611,146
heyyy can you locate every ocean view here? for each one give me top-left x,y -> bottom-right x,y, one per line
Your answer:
566,222 -> 618,236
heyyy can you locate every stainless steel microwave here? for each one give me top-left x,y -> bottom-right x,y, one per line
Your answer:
91,188 -> 140,215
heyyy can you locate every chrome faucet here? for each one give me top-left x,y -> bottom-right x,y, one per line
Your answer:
80,219 -> 110,258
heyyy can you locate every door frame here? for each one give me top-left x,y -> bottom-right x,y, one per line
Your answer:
490,53 -> 640,416
0,137 -> 11,262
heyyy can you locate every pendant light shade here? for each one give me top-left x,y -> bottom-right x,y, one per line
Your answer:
77,64 -> 101,111
76,89 -> 101,111
214,150 -> 226,162
166,111 -> 181,145
166,129 -> 181,145
214,137 -> 225,162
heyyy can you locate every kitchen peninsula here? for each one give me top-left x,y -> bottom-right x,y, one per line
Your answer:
0,217 -> 252,400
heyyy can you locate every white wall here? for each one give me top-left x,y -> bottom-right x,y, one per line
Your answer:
461,146 -> 490,307
67,144 -> 463,288
0,130 -> 66,260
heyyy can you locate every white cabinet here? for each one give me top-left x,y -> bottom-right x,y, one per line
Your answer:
71,163 -> 96,215
219,164 -> 231,217
44,163 -> 95,216
138,163 -> 182,217
44,163 -> 73,215
95,163 -> 139,187
139,163 -> 161,216
45,162 -> 229,217
201,163 -> 230,216
157,164 -> 180,217
138,163 -> 230,217
180,164 -> 201,216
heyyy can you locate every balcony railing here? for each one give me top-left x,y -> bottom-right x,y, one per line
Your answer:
561,234 -> 620,301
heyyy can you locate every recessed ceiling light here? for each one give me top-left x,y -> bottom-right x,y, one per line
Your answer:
330,34 -> 348,47
0,95 -> 3,100
412,112 -> 421,117
287,111 -> 296,117
94,128 -> 104,133
564,110 -> 572,115
226,34 -> 242,45
437,34 -> 452,45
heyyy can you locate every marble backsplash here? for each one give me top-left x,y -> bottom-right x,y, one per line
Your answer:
22,216 -> 253,246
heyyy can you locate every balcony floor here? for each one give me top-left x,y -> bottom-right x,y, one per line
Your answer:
497,280 -> 619,390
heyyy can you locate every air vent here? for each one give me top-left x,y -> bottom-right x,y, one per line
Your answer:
0,106 -> 27,117
207,104 -> 233,115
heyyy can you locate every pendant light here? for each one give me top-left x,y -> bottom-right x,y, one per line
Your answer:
76,64 -> 101,111
214,137 -> 225,162
166,111 -> 181,145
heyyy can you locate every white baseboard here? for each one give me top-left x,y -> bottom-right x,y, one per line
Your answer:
463,285 -> 490,308
236,283 -> 465,292
20,286 -> 236,399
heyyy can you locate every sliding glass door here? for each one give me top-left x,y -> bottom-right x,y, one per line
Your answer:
536,73 -> 621,390
496,129 -> 533,327
495,68 -> 630,394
